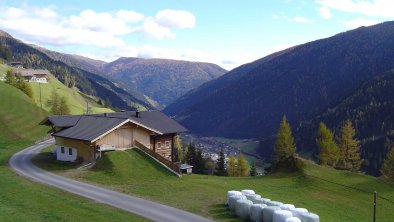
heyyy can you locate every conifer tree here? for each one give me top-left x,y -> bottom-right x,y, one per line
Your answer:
226,155 -> 238,177
59,96 -> 70,115
250,162 -> 257,176
216,149 -> 226,176
238,154 -> 250,177
317,122 -> 339,166
46,91 -> 70,115
5,70 -> 15,85
274,116 -> 296,163
338,120 -> 363,171
381,147 -> 394,181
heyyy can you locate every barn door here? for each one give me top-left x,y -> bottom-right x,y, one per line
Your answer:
118,128 -> 132,148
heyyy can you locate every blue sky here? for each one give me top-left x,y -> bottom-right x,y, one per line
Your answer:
0,0 -> 393,69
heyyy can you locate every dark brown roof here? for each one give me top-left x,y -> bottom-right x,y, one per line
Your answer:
46,110 -> 187,142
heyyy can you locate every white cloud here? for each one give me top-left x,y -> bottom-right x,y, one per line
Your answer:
342,18 -> 379,28
318,6 -> 332,19
116,10 -> 145,23
140,18 -> 176,40
155,9 -> 196,28
316,0 -> 394,18
290,16 -> 313,23
0,6 -> 197,48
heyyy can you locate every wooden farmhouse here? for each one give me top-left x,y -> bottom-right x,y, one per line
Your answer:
12,68 -> 50,83
41,110 -> 188,173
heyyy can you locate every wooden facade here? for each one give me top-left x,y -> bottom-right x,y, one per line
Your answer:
55,122 -> 177,162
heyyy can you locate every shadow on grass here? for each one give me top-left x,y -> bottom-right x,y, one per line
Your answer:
32,151 -> 81,171
92,152 -> 115,175
208,203 -> 245,222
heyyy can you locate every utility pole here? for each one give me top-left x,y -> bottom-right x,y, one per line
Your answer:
86,101 -> 89,114
373,191 -> 377,222
39,82 -> 42,109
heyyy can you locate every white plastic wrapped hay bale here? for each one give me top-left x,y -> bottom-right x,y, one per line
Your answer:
273,210 -> 293,222
285,217 -> 301,222
250,204 -> 267,222
263,206 -> 281,222
260,197 -> 271,204
251,197 -> 264,204
267,201 -> 283,207
226,191 -> 242,205
299,212 -> 319,222
290,208 -> 308,218
247,194 -> 262,203
241,189 -> 255,195
228,195 -> 246,211
280,204 -> 295,211
235,199 -> 253,219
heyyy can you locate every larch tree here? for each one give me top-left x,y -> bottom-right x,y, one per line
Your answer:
226,155 -> 238,177
47,90 -> 70,115
317,122 -> 339,166
381,147 -> 394,181
59,96 -> 70,115
238,154 -> 250,177
274,116 -> 297,163
338,120 -> 363,171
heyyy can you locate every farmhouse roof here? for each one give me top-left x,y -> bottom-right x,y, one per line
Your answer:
13,68 -> 50,77
43,110 -> 187,142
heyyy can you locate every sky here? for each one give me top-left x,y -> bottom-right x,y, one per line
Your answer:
0,0 -> 393,70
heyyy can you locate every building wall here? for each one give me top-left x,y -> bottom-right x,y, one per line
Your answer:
153,134 -> 175,161
96,123 -> 133,148
56,145 -> 77,161
55,137 -> 94,161
133,125 -> 152,149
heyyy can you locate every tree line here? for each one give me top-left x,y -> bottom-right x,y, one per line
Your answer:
0,41 -> 12,61
272,116 -> 394,181
174,137 -> 254,177
182,115 -> 394,182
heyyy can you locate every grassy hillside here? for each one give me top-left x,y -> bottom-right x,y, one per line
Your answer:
39,148 -> 394,222
0,63 -> 10,77
0,82 -> 147,221
29,73 -> 112,114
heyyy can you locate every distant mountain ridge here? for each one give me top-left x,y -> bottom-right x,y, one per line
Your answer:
165,21 -> 394,138
0,31 -> 152,110
101,57 -> 227,107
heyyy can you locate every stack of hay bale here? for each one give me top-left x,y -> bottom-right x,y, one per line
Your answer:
225,190 -> 320,222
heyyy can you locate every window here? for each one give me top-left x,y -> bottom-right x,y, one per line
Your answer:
157,142 -> 162,148
61,147 -> 65,153
69,148 -> 73,155
165,141 -> 170,148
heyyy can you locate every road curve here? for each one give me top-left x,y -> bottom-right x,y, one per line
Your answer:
9,139 -> 213,222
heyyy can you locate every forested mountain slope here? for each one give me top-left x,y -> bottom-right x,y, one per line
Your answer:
102,57 -> 227,107
165,21 -> 394,140
0,31 -> 152,110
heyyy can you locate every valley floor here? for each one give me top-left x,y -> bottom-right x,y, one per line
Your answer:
34,146 -> 394,222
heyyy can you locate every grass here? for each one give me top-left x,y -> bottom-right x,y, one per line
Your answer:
35,145 -> 394,222
0,82 -> 148,222
0,63 -> 10,77
28,73 -> 113,114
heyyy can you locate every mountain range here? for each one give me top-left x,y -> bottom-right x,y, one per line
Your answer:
101,57 -> 226,107
164,21 -> 394,175
0,30 -> 226,110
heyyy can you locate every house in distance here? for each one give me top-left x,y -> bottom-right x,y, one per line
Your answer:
41,110 -> 188,173
12,68 -> 50,83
